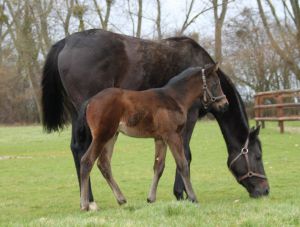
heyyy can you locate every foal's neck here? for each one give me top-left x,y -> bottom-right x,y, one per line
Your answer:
165,73 -> 203,111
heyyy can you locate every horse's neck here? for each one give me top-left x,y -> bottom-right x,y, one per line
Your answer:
215,112 -> 249,153
213,71 -> 249,154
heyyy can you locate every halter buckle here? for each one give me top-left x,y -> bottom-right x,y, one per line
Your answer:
241,147 -> 248,154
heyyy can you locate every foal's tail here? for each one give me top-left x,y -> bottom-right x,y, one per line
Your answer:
41,38 -> 72,132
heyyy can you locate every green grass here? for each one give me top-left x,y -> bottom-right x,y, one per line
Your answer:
0,121 -> 299,226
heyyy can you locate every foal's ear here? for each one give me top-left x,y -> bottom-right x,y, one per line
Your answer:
213,62 -> 220,72
250,125 -> 261,139
205,63 -> 219,75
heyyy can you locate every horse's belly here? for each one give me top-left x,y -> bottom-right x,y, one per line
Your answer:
118,121 -> 153,138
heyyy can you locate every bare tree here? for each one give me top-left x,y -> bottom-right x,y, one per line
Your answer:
126,0 -> 143,37
223,7 -> 292,94
93,0 -> 113,30
257,0 -> 300,80
212,0 -> 228,63
55,0 -> 75,36
73,0 -> 86,31
177,0 -> 227,36
0,3 -> 9,65
31,0 -> 53,58
2,0 -> 54,122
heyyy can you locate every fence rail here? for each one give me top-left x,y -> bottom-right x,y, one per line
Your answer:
254,89 -> 300,133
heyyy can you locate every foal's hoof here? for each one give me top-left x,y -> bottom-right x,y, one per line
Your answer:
147,197 -> 156,203
80,205 -> 89,211
117,198 -> 127,205
89,202 -> 98,211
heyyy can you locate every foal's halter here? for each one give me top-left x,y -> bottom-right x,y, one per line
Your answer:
201,69 -> 226,109
229,136 -> 267,182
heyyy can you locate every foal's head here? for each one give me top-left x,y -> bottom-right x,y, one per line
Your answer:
201,63 -> 229,112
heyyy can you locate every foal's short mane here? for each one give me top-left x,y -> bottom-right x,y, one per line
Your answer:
166,67 -> 202,86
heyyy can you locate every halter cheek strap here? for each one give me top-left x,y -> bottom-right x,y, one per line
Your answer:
201,68 -> 226,109
229,136 -> 267,182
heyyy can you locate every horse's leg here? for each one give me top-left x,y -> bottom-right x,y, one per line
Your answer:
173,107 -> 198,200
167,133 -> 198,203
147,139 -> 167,203
71,117 -> 97,210
97,134 -> 127,205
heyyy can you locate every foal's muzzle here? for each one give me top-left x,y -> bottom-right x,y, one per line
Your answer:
213,98 -> 229,113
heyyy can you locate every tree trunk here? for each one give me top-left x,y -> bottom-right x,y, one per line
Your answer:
136,0 -> 142,37
213,0 -> 228,63
156,0 -> 162,39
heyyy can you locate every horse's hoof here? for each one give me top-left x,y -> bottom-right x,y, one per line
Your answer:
188,198 -> 198,203
147,197 -> 155,203
174,190 -> 184,200
89,202 -> 98,211
117,198 -> 127,205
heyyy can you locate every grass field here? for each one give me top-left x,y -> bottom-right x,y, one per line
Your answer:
0,121 -> 299,226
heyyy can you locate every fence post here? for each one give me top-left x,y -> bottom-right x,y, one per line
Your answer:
277,94 -> 284,133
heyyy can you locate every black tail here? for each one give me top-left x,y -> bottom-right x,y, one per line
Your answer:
41,39 -> 72,132
76,101 -> 91,143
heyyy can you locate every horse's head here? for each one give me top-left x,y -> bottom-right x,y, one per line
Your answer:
202,63 -> 229,112
228,125 -> 269,198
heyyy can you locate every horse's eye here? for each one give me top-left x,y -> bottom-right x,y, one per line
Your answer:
256,155 -> 262,161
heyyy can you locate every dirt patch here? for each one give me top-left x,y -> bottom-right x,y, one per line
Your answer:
285,126 -> 300,133
0,156 -> 32,160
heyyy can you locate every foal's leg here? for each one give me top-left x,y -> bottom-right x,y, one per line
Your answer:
80,139 -> 104,211
97,134 -> 127,205
71,117 -> 97,210
173,107 -> 198,200
147,139 -> 167,203
167,133 -> 198,203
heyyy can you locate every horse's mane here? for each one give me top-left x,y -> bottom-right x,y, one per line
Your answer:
218,69 -> 249,128
165,36 -> 203,49
165,36 -> 249,129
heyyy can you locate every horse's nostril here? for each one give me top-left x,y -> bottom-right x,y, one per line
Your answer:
264,188 -> 269,195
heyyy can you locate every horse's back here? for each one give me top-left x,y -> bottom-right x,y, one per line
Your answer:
58,30 -> 131,107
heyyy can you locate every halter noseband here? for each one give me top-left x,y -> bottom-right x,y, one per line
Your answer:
201,68 -> 226,109
229,136 -> 267,182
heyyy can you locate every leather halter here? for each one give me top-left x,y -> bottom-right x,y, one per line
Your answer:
229,136 -> 267,182
201,68 -> 226,109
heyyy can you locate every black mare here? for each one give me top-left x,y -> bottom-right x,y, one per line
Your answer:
42,29 -> 269,209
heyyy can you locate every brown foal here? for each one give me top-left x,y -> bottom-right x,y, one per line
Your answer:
79,63 -> 228,210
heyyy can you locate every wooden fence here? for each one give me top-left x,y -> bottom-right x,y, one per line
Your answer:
254,89 -> 300,133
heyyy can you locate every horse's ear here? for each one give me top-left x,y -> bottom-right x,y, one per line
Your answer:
250,125 -> 261,139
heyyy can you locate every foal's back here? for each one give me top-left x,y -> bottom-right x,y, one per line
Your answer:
86,87 -> 186,139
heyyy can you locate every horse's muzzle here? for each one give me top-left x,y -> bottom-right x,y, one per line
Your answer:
250,185 -> 270,198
